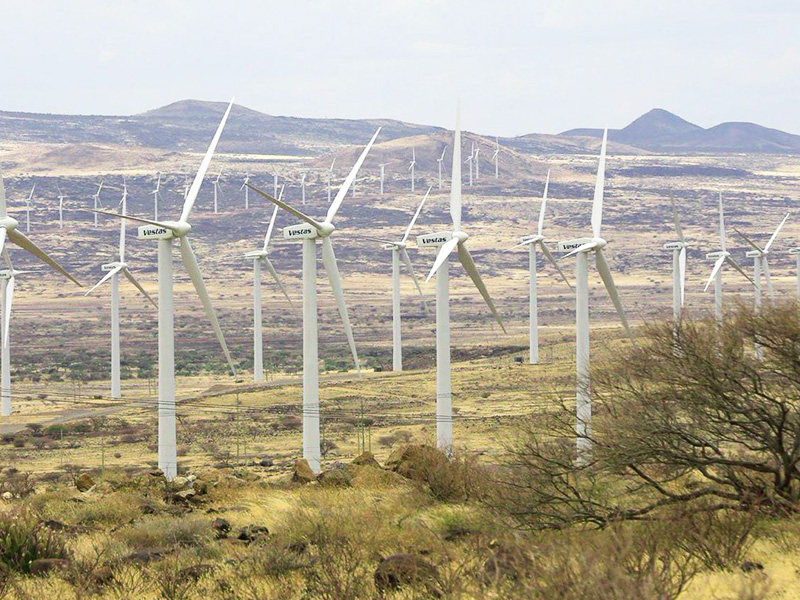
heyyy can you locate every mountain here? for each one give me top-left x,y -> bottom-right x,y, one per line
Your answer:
559,108 -> 800,153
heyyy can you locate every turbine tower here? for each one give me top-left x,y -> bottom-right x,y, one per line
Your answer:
244,186 -> 293,383
327,159 -> 336,203
24,185 -> 35,233
300,173 -> 307,205
93,100 -> 237,480
241,173 -> 250,209
273,173 -> 279,198
247,128 -> 381,474
437,146 -> 447,190
92,181 -> 104,227
213,170 -> 223,214
56,185 -> 65,229
0,167 -> 82,416
85,188 -> 156,399
790,248 -> 800,301
509,170 -> 571,364
370,187 -> 430,371
663,197 -> 688,323
493,137 -> 499,179
408,148 -> 416,192
474,144 -> 480,181
152,174 -> 162,220
703,193 -> 753,323
557,128 -> 631,459
419,104 -> 505,453
379,164 -> 387,195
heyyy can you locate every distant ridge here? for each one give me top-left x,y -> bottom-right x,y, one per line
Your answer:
559,108 -> 800,153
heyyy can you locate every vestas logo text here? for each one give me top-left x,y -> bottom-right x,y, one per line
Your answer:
561,243 -> 584,250
143,228 -> 167,236
288,228 -> 313,236
421,236 -> 448,244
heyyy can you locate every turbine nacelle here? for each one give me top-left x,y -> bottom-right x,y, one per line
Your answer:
244,250 -> 269,260
417,231 -> 453,248
558,237 -> 606,253
101,261 -> 126,271
706,250 -> 729,260
520,234 -> 544,245
137,221 -> 191,240
663,241 -> 686,251
746,249 -> 765,258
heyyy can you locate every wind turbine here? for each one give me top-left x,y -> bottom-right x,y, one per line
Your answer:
437,146 -> 447,190
408,148 -> 416,192
247,128 -> 381,474
327,159 -> 336,203
474,144 -> 480,181
84,187 -> 156,399
663,197 -> 688,323
557,128 -> 631,459
152,174 -> 162,220
703,193 -> 753,323
493,137 -> 500,179
24,185 -> 35,233
92,99 -> 237,480
244,186 -> 293,384
418,104 -> 505,453
370,187 -> 430,371
300,173 -> 307,205
241,173 -> 250,209
92,181 -> 104,227
508,170 -> 572,364
379,163 -> 387,195
213,170 -> 223,214
465,145 -> 474,187
56,185 -> 65,229
0,167 -> 82,416
273,173 -> 279,198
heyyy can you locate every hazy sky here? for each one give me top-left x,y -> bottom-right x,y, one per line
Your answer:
3,1 -> 799,136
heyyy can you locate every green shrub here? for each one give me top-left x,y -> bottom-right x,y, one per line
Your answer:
0,509 -> 68,573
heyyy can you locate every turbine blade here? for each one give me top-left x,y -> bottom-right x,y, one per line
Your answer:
508,238 -> 536,251
0,170 -> 7,218
726,255 -> 756,287
451,102 -> 462,231
537,169 -> 550,237
562,241 -> 598,260
763,257 -> 774,299
86,209 -> 176,231
733,227 -> 763,253
325,128 -> 381,224
591,128 -> 607,239
765,212 -> 790,252
595,248 -> 631,338
7,229 -> 81,286
262,203 -> 280,253
401,186 -> 431,244
670,195 -> 684,242
540,242 -> 573,289
679,246 -> 686,306
123,268 -> 157,308
457,243 -> 506,333
425,237 -> 459,282
262,256 -> 293,308
400,248 -> 427,311
704,255 -> 726,292
3,276 -> 13,349
320,237 -> 359,372
180,98 -> 234,222
84,264 -> 123,296
0,228 -> 7,258
178,237 -> 236,375
247,184 -> 324,232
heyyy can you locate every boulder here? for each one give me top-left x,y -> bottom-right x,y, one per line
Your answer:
317,469 -> 352,488
29,558 -> 70,576
125,547 -> 165,563
374,553 -> 440,596
259,458 -> 274,467
237,525 -> 270,542
75,473 -> 95,492
211,518 -> 231,539
172,489 -> 196,503
352,451 -> 381,469
192,480 -> 208,496
384,445 -> 443,482
172,476 -> 189,488
292,459 -> 316,484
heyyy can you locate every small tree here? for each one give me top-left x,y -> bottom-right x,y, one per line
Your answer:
492,302 -> 800,529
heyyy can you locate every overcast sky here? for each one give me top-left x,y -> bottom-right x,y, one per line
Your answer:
3,1 -> 799,136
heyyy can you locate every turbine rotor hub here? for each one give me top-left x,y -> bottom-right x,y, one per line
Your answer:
164,221 -> 191,237
453,231 -> 469,243
0,217 -> 19,232
318,222 -> 335,237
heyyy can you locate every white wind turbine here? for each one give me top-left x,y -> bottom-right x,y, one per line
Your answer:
152,174 -> 163,220
465,144 -> 474,187
85,187 -> 156,399
408,148 -> 416,192
92,99 -> 237,480
508,170 -> 572,364
493,137 -> 500,179
0,168 -> 82,416
474,144 -> 480,181
273,173 -> 279,198
241,173 -> 250,209
557,128 -> 631,459
379,163 -> 387,195
703,193 -> 753,323
437,146 -> 447,190
92,181 -> 104,227
419,104 -> 505,453
56,185 -> 65,229
244,185 -> 293,383
369,187 -> 430,371
327,159 -> 336,203
663,197 -> 688,323
247,128 -> 381,474
790,247 -> 800,301
24,185 -> 35,233
300,173 -> 307,205
213,170 -> 223,214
